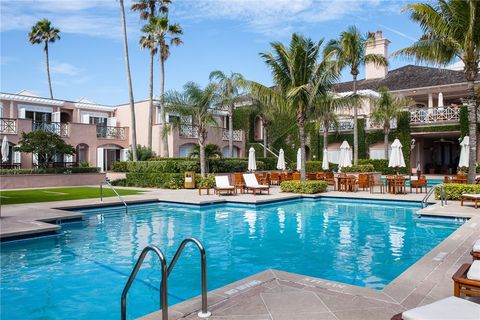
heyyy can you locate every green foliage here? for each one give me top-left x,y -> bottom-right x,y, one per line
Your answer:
14,130 -> 75,168
188,144 -> 222,159
257,157 -> 277,170
0,167 -> 100,175
292,161 -> 338,172
436,183 -> 480,200
123,173 -> 184,189
357,118 -> 367,159
128,145 -> 156,161
196,174 -> 216,188
411,124 -> 460,133
396,111 -> 411,171
79,160 -> 90,168
233,106 -> 252,131
357,159 -> 404,174
209,159 -> 265,173
459,105 -> 469,137
280,180 -> 328,194
342,164 -> 375,172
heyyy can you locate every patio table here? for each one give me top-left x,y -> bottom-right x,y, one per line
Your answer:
386,176 -> 409,194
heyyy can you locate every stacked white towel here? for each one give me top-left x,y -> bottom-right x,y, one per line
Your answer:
473,239 -> 480,252
467,260 -> 480,281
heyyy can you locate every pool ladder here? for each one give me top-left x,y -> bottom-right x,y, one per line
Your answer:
121,238 -> 211,320
421,184 -> 447,208
100,180 -> 128,214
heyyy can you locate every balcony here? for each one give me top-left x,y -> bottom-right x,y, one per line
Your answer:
409,106 -> 460,125
179,125 -> 198,138
0,118 -> 16,134
96,125 -> 127,140
33,121 -> 69,137
365,117 -> 397,130
222,129 -> 243,141
320,119 -> 354,133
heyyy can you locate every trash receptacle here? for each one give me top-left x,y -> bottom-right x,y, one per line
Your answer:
184,171 -> 195,189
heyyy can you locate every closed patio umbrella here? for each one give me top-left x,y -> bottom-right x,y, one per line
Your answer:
248,147 -> 256,172
338,141 -> 352,168
322,149 -> 329,170
458,136 -> 469,168
276,148 -> 286,170
388,139 -> 406,169
1,136 -> 9,163
296,148 -> 301,171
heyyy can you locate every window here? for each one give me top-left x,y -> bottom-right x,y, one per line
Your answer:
25,111 -> 52,122
89,117 -> 107,125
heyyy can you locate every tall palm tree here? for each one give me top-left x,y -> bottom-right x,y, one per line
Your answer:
371,87 -> 411,160
209,70 -> 245,158
149,15 -> 182,157
395,0 -> 479,183
28,19 -> 60,99
119,0 -> 137,161
164,82 -> 219,176
131,0 -> 170,19
247,33 -> 337,180
325,26 -> 388,165
140,25 -> 158,150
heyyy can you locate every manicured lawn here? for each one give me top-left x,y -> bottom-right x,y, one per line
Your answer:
0,187 -> 144,205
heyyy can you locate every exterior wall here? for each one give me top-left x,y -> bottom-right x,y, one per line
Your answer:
365,31 -> 389,80
1,173 -> 106,189
116,100 -> 151,150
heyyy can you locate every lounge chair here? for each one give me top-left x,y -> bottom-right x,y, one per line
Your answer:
358,173 -> 370,191
324,172 -> 335,186
233,172 -> 245,193
369,176 -> 384,194
214,176 -> 236,195
391,296 -> 480,320
410,175 -> 427,193
243,173 -> 270,195
471,239 -> 480,260
461,194 -> 480,209
453,261 -> 480,297
292,172 -> 301,180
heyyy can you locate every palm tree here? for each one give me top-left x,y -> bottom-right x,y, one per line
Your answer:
131,0 -> 170,19
395,0 -> 479,183
371,87 -> 411,160
247,33 -> 337,180
119,0 -> 138,161
28,19 -> 60,99
209,70 -> 245,158
149,15 -> 182,157
189,144 -> 222,159
140,25 -> 158,150
165,82 -> 219,176
325,26 -> 388,165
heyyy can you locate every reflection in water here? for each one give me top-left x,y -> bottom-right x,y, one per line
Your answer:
389,225 -> 406,258
244,210 -> 257,235
167,217 -> 175,246
296,212 -> 303,237
215,211 -> 229,222
339,220 -> 352,246
277,208 -> 285,233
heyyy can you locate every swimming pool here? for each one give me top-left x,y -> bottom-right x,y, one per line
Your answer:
1,198 -> 462,320
379,178 -> 444,188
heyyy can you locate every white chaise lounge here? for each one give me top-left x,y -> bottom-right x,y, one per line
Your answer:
214,176 -> 235,195
461,193 -> 480,209
392,296 -> 480,320
243,173 -> 270,195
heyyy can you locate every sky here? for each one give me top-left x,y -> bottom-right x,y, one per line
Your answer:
0,0 -> 428,106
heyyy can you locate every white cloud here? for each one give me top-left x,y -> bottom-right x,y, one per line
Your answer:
50,61 -> 82,76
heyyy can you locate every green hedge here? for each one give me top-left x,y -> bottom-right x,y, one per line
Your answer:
0,167 -> 100,175
357,159 -> 406,174
342,164 -> 375,172
280,180 -> 328,194
121,173 -> 184,189
459,105 -> 469,137
435,183 -> 480,200
291,161 -> 338,172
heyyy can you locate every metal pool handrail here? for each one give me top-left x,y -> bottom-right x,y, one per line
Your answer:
100,180 -> 128,213
422,184 -> 447,208
121,245 -> 168,320
167,238 -> 211,318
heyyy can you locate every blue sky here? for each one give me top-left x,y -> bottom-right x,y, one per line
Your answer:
1,0 -> 426,106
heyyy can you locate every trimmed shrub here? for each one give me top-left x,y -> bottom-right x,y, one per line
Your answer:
0,167 -> 100,175
291,161 -> 338,172
342,164 -> 375,173
123,173 -> 184,189
280,180 -> 328,194
196,174 -> 216,188
357,159 -> 406,174
436,183 -> 480,200
257,157 -> 277,170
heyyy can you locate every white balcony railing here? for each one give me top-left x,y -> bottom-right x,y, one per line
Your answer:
410,106 -> 460,124
33,121 -> 69,137
222,129 -> 242,141
365,117 -> 397,130
96,125 -> 126,140
179,125 -> 198,138
320,118 -> 354,133
0,118 -> 16,134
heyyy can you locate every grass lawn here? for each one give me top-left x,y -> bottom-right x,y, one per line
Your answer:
0,187 -> 145,205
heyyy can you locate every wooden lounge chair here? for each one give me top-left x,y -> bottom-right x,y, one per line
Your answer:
461,194 -> 480,209
369,176 -> 384,194
243,173 -> 270,195
391,296 -> 480,320
233,172 -> 245,194
410,175 -> 427,193
292,172 -> 301,180
453,261 -> 480,297
270,172 -> 281,185
470,239 -> 480,260
214,176 -> 236,195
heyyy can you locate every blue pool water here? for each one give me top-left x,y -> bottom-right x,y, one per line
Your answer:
1,198 -> 462,320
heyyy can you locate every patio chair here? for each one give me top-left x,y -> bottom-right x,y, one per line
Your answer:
346,175 -> 358,192
292,172 -> 301,180
369,176 -> 384,194
461,194 -> 480,209
410,175 -> 428,193
358,173 -> 370,191
393,176 -> 407,194
243,173 -> 270,195
324,172 -> 335,186
270,172 -> 281,185
452,174 -> 467,184
452,261 -> 480,297
232,172 -> 245,194
470,239 -> 480,260
214,176 -> 236,195
390,296 -> 480,320
307,172 -> 317,180
476,177 -> 480,184
444,176 -> 452,184
316,172 -> 325,181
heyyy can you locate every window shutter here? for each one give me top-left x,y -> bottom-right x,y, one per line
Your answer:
107,117 -> 116,127
18,107 -> 26,119
82,114 -> 90,124
13,151 -> 21,164
52,112 -> 61,122
97,148 -> 104,172
120,149 -> 128,161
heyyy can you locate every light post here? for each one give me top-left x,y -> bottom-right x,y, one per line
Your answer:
410,138 -> 416,179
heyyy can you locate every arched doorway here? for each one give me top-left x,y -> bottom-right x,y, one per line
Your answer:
77,143 -> 89,164
179,143 -> 197,157
97,144 -> 124,172
222,146 -> 240,157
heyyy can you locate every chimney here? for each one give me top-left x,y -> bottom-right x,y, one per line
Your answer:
365,30 -> 390,80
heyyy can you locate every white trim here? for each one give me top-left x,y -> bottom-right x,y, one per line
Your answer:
75,102 -> 115,112
97,148 -> 104,172
80,111 -> 109,119
0,93 -> 64,106
18,104 -> 53,113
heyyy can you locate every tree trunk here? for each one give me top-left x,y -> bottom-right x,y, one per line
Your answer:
119,0 -> 137,161
352,74 -> 358,165
147,50 -> 154,150
323,119 -> 329,151
229,104 -> 234,157
298,113 -> 306,181
44,42 -> 53,99
262,118 -> 267,158
199,132 -> 206,177
466,79 -> 477,184
160,57 -> 169,157
384,124 -> 390,160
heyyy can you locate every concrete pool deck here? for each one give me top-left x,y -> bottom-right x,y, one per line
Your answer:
1,186 -> 479,319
